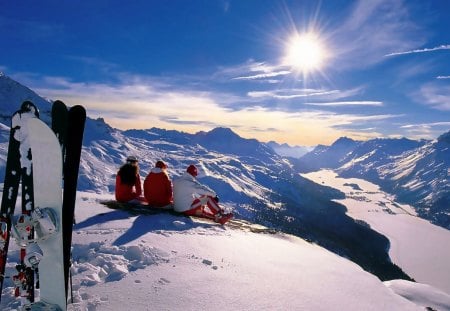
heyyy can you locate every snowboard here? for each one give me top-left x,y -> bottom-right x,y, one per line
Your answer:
100,201 -> 271,233
100,200 -> 175,216
26,117 -> 65,310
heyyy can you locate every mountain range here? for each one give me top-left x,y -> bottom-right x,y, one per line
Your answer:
1,72 -> 448,284
294,133 -> 450,229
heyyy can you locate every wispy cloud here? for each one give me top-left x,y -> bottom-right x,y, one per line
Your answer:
437,76 -> 450,79
247,87 -> 363,101
304,101 -> 383,107
385,45 -> 450,57
400,121 -> 450,129
416,83 -> 450,111
399,122 -> 450,140
232,70 -> 291,81
332,0 -> 425,69
216,60 -> 293,83
247,89 -> 339,99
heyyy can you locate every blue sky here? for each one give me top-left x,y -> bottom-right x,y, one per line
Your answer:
1,0 -> 449,145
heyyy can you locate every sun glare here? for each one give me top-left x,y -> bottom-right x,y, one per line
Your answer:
284,33 -> 327,73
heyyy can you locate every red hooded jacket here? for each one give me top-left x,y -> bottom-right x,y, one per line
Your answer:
144,168 -> 173,207
115,173 -> 142,202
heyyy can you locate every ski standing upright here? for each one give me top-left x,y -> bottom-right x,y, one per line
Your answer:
52,100 -> 86,301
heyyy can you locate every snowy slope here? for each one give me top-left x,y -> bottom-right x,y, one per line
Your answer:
376,133 -> 450,228
2,191 -> 448,311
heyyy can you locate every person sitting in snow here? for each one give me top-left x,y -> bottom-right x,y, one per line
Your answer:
115,156 -> 145,203
143,160 -> 173,208
173,164 -> 233,224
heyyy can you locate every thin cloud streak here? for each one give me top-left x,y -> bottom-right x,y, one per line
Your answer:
385,45 -> 450,57
304,101 -> 383,107
400,121 -> 450,129
232,70 -> 291,80
247,87 -> 363,101
247,89 -> 340,99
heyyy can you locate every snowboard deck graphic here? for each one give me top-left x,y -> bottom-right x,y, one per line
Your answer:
27,117 -> 65,310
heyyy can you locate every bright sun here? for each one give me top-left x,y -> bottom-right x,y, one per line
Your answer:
284,32 -> 327,73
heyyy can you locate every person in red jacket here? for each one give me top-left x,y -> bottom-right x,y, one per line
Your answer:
144,160 -> 173,208
115,156 -> 145,203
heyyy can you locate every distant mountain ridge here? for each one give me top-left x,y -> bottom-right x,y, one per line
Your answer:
266,141 -> 312,158
297,134 -> 450,229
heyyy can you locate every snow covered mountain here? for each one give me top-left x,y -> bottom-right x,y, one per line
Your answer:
0,73 -> 413,283
1,74 -> 450,310
296,135 -> 450,229
1,73 -> 450,310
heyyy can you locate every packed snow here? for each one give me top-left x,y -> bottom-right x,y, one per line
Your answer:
1,190 -> 449,310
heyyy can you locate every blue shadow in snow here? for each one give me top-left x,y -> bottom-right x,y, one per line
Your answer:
74,210 -> 131,230
73,209 -> 218,247
113,213 -> 217,246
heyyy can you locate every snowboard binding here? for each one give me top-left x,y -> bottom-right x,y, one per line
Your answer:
12,208 -> 59,247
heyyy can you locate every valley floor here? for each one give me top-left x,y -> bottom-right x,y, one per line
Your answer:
302,169 -> 450,295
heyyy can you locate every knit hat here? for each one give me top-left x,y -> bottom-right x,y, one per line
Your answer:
126,156 -> 138,164
155,160 -> 167,169
186,164 -> 198,177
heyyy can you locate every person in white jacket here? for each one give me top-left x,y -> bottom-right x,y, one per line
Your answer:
173,165 -> 233,225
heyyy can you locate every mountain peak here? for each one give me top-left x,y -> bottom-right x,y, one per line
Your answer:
332,136 -> 356,147
204,127 -> 239,138
193,127 -> 276,159
437,130 -> 450,144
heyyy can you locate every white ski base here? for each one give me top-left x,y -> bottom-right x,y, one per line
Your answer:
27,118 -> 65,310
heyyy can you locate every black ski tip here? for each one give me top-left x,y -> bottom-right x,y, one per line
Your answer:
52,100 -> 68,111
69,105 -> 87,117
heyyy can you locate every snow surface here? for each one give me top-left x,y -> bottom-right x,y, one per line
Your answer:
1,191 -> 449,310
302,170 -> 450,295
